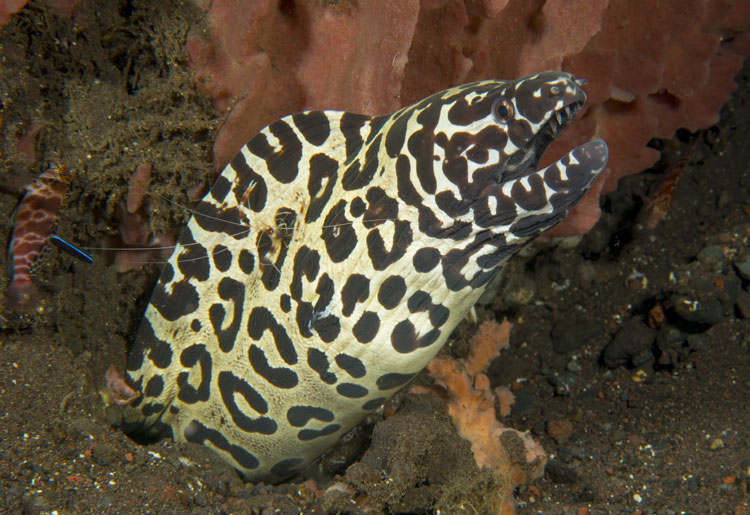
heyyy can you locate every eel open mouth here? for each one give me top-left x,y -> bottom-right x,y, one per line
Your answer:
501,77 -> 609,237
502,98 -> 586,182
535,100 -> 584,154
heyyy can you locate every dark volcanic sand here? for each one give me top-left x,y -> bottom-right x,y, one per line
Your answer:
1,2 -> 749,513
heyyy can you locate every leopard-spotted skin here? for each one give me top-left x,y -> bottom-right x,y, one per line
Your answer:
121,71 -> 608,483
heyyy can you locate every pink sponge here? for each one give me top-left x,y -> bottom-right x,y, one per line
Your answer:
186,0 -> 748,235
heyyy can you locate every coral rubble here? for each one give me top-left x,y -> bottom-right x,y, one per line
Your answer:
423,319 -> 546,513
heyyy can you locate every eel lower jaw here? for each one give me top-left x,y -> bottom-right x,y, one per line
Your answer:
539,139 -> 609,194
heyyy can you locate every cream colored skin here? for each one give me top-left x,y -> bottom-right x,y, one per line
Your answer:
122,71 -> 608,482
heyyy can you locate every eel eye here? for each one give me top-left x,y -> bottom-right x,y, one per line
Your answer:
493,99 -> 514,123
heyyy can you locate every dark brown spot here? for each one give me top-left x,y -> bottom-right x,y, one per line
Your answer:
353,311 -> 379,343
378,275 -> 406,309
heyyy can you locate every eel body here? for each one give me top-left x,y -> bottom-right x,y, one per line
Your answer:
121,71 -> 608,482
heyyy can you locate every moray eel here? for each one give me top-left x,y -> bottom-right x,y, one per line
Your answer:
120,71 -> 608,483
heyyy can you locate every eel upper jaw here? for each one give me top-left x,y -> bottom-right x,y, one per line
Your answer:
501,99 -> 585,181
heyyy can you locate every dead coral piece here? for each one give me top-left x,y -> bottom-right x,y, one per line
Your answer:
188,0 -> 749,237
465,319 -> 510,376
0,0 -> 28,27
105,365 -> 139,406
117,204 -> 148,249
113,162 -> 177,273
425,319 -> 546,514
126,162 -> 152,214
644,138 -> 697,230
495,385 -> 514,417
113,232 -> 175,273
1,0 -> 76,28
15,125 -> 40,162
546,419 -> 574,445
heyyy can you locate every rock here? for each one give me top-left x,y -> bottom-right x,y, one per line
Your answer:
510,388 -> 535,415
720,275 -> 742,312
546,419 -> 575,445
92,443 -> 119,466
696,245 -> 725,265
601,318 -> 656,368
632,348 -> 655,368
502,274 -> 537,307
734,260 -> 750,281
647,304 -> 665,329
655,323 -> 688,366
548,372 -> 584,396
557,445 -> 588,462
716,190 -> 730,209
736,290 -> 750,319
193,491 -> 209,507
551,316 -> 601,354
317,424 -> 371,478
626,396 -> 642,409
631,369 -> 651,383
671,295 -> 724,325
545,458 -> 578,484
685,334 -> 708,352
670,273 -> 741,326
739,458 -> 750,477
68,417 -> 102,439
566,358 -> 582,373
21,493 -> 51,513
